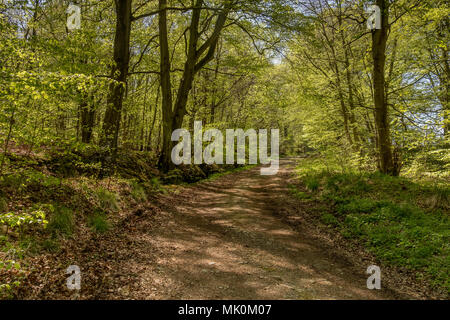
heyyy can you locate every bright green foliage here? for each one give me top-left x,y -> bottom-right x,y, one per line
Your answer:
294,158 -> 450,293
0,210 -> 48,232
0,0 -> 448,299
0,259 -> 21,298
304,176 -> 320,192
288,185 -> 312,201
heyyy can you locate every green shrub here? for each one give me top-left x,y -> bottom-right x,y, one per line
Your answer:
0,259 -> 21,299
325,175 -> 342,191
0,170 -> 61,194
95,188 -> 119,212
88,212 -> 110,233
321,213 -> 339,226
0,173 -> 24,190
47,206 -> 74,237
0,210 -> 48,236
337,198 -> 381,215
428,186 -> 450,210
340,203 -> 449,291
150,177 -> 161,188
305,176 -> 320,192
130,181 -> 147,202
288,185 -> 311,200
295,158 -> 450,293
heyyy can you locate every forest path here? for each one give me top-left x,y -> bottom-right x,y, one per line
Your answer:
99,159 -> 411,300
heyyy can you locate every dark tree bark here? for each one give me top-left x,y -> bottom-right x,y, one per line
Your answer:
80,99 -> 95,144
158,0 -> 174,171
100,0 -> 132,153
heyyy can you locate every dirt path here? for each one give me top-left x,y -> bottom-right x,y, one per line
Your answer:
90,159 -> 415,300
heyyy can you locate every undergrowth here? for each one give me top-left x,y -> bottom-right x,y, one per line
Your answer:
0,148 -> 255,298
292,157 -> 449,294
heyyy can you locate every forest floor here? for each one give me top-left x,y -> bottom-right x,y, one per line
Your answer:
15,158 -> 445,300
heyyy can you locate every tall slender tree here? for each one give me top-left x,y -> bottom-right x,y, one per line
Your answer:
101,0 -> 133,153
372,0 -> 396,175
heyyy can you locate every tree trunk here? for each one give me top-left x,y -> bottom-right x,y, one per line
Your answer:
440,46 -> 449,139
210,43 -> 222,123
158,0 -> 230,171
147,86 -> 160,152
372,0 -> 396,175
100,0 -> 132,154
80,99 -> 95,144
337,2 -> 360,148
342,44 -> 360,147
158,0 -> 175,171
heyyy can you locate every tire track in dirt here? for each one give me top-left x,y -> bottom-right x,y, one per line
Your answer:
102,159 -> 414,300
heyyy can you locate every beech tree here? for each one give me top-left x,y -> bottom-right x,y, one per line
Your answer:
0,0 -> 446,176
158,0 -> 232,170
371,0 -> 395,175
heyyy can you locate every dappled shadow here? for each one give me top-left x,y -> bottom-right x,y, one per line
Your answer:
100,160 -> 408,300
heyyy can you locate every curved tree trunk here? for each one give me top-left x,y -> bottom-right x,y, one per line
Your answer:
158,0 -> 230,171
